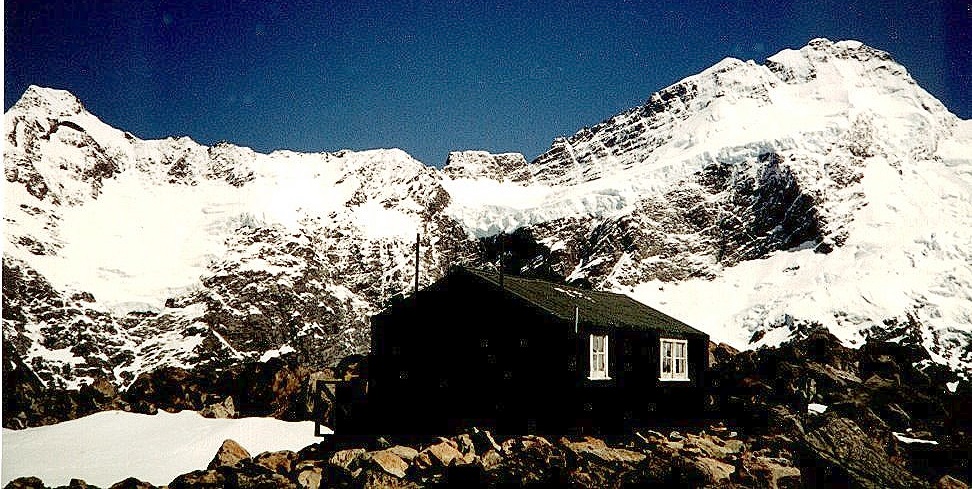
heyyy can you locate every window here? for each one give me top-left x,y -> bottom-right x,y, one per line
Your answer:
589,334 -> 610,380
660,338 -> 689,381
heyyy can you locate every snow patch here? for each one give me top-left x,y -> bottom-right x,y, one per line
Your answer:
1,410 -> 328,487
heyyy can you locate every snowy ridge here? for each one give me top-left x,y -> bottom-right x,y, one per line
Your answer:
4,39 -> 972,390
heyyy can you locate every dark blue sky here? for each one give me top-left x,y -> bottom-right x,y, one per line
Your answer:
5,0 -> 970,166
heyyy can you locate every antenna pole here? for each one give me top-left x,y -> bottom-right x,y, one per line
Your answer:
499,232 -> 505,288
414,232 -> 420,296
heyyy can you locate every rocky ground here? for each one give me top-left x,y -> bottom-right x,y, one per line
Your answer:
5,332 -> 970,488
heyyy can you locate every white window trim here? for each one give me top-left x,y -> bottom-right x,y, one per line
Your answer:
588,333 -> 610,380
659,338 -> 690,381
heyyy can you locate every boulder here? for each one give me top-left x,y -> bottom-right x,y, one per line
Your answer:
355,469 -> 420,489
560,436 -> 646,464
327,448 -> 365,479
738,453 -> 801,488
416,439 -> 465,468
199,396 -> 237,419
799,414 -> 931,488
55,480 -> 93,489
169,469 -> 225,489
3,478 -> 45,489
490,436 -> 565,486
107,478 -> 156,489
294,466 -> 323,489
937,475 -> 969,489
363,449 -> 409,478
685,456 -> 735,485
254,450 -> 298,475
386,445 -> 419,463
221,462 -> 296,489
453,433 -> 477,462
477,449 -> 503,471
207,439 -> 250,469
469,428 -> 502,454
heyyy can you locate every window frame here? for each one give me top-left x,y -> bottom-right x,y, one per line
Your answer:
588,333 -> 610,380
659,338 -> 689,381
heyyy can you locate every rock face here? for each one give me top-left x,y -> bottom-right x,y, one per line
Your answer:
208,439 -> 251,470
4,38 -> 972,424
441,151 -> 530,182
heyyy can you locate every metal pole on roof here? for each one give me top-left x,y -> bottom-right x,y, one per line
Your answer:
574,306 -> 579,334
499,231 -> 505,289
414,232 -> 420,296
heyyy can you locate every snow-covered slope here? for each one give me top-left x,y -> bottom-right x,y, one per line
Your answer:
3,87 -> 475,388
1,410 -> 323,487
440,39 -> 972,375
4,38 -> 971,392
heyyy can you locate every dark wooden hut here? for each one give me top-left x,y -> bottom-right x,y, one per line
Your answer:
365,266 -> 709,436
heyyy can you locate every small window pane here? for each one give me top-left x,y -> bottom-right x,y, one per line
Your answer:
662,357 -> 672,373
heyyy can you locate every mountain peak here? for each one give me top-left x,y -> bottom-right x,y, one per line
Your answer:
11,85 -> 87,118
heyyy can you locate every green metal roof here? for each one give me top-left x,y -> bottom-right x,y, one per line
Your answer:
460,267 -> 707,337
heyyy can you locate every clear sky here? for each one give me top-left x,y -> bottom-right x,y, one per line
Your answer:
5,0 -> 969,166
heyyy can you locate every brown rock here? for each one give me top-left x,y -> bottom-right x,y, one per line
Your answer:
453,433 -> 479,463
223,463 -> 296,489
356,469 -> 420,489
207,439 -> 251,469
67,479 -> 93,489
738,453 -> 801,489
295,466 -> 323,489
417,440 -> 465,468
169,469 -> 225,489
478,449 -> 503,471
470,428 -> 502,453
200,396 -> 237,419
937,475 -> 970,489
254,450 -> 298,475
686,456 -> 735,485
386,445 -> 419,462
4,477 -> 45,489
364,449 -> 409,478
108,477 -> 157,489
327,448 -> 366,477
560,437 -> 646,464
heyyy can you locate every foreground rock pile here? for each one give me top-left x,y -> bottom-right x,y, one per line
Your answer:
3,428 -> 802,489
7,421 -> 967,489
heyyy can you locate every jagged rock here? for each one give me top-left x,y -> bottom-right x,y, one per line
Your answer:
327,448 -> 365,479
294,466 -> 323,489
560,436 -> 646,464
199,396 -> 236,419
4,478 -> 45,489
800,413 -> 930,488
207,439 -> 250,469
355,469 -> 420,489
469,428 -> 502,454
362,449 -> 409,478
415,438 -> 465,468
386,445 -> 419,462
58,480 -> 95,489
219,462 -> 296,489
168,469 -> 225,489
489,436 -> 566,486
738,452 -> 801,488
477,449 -> 503,471
253,450 -> 298,475
107,478 -> 156,489
685,456 -> 735,485
937,475 -> 969,489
